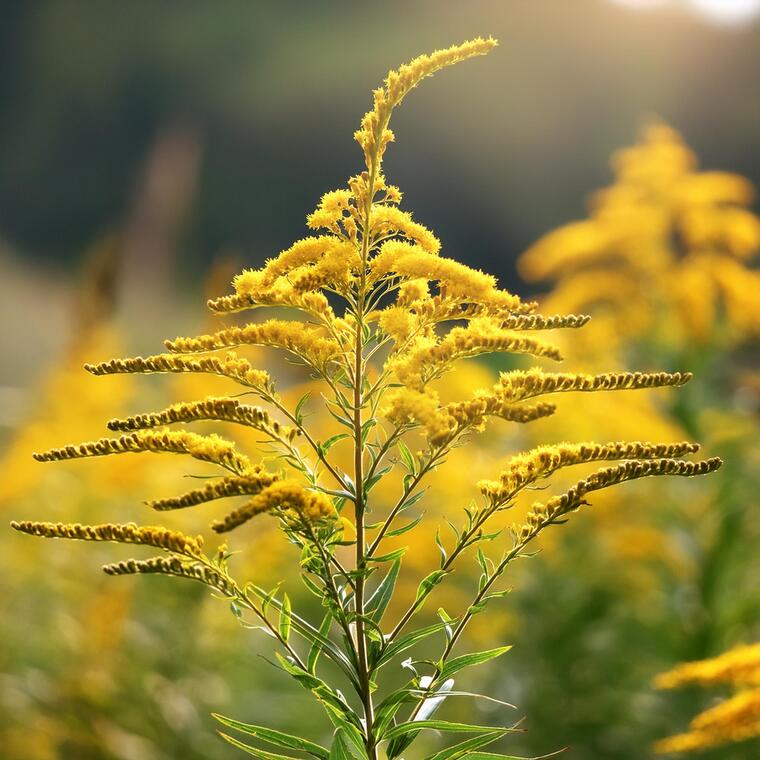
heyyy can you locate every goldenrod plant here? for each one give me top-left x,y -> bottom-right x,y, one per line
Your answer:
654,643 -> 760,753
11,39 -> 722,759
520,122 -> 760,351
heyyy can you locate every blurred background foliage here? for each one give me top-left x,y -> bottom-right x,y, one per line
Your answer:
2,2 -> 760,759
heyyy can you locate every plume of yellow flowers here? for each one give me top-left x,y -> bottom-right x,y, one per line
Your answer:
11,39 -> 722,760
519,122 -> 760,346
654,643 -> 760,753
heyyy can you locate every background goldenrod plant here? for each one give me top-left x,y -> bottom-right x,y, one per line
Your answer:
654,643 -> 760,752
500,125 -> 760,759
9,40 -> 723,759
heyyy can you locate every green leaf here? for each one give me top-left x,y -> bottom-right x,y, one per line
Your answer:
325,403 -> 354,429
385,514 -> 423,537
439,646 -> 512,682
415,569 -> 449,602
402,490 -> 427,509
397,440 -> 416,473
361,418 -> 378,446
246,585 -> 357,681
261,583 -> 283,615
368,547 -> 407,563
373,682 -> 416,736
437,608 -> 454,642
385,721 -> 517,760
320,433 -> 351,454
294,392 -> 311,424
278,594 -> 292,644
308,614 -> 333,674
364,465 -> 393,495
212,714 -> 329,758
328,727 -> 370,760
384,720 -> 516,741
366,557 -> 401,623
376,621 -> 451,667
424,729 -> 510,760
275,654 -> 360,728
217,731 -> 296,759
434,529 -> 447,566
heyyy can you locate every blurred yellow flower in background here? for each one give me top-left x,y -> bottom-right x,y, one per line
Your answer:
520,123 -> 760,350
655,643 -> 760,753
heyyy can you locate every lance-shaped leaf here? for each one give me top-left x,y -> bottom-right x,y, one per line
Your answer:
385,676 -> 454,757
217,732 -> 296,759
213,714 -> 329,759
374,620 -> 452,669
385,719 -> 518,759
277,594 -> 293,644
366,557 -> 401,622
328,727 -> 370,760
439,645 -> 512,682
424,729 -> 512,760
308,614 -> 333,674
276,654 -> 361,729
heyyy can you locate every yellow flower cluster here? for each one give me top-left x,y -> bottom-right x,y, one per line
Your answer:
147,468 -> 281,512
33,429 -> 252,476
211,479 -> 334,533
103,555 -> 233,595
388,318 -> 563,390
208,286 -> 333,319
232,235 -> 360,301
497,368 -> 692,402
479,441 -> 700,504
85,351 -> 272,390
10,520 -> 204,557
370,242 -> 523,309
519,123 -> 760,344
354,37 -> 497,171
384,370 -> 692,446
368,206 -> 441,254
306,190 -> 354,233
165,320 -> 341,371
654,644 -> 760,753
516,457 -> 721,543
107,396 -> 299,442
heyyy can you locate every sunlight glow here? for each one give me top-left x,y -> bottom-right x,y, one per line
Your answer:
689,0 -> 760,24
609,0 -> 760,24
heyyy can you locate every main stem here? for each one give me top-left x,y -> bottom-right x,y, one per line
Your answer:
354,164 -> 378,759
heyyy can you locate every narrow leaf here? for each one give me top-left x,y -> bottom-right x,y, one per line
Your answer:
212,714 -> 328,758
308,614 -> 333,674
217,731 -> 296,759
415,569 -> 449,602
385,514 -> 423,537
424,729 -> 510,760
321,433 -> 351,453
397,440 -> 416,473
329,727 -> 370,760
294,392 -> 311,424
384,720 -> 517,741
377,621 -> 451,667
439,646 -> 512,682
279,594 -> 292,644
367,558 -> 401,623
368,547 -> 407,563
